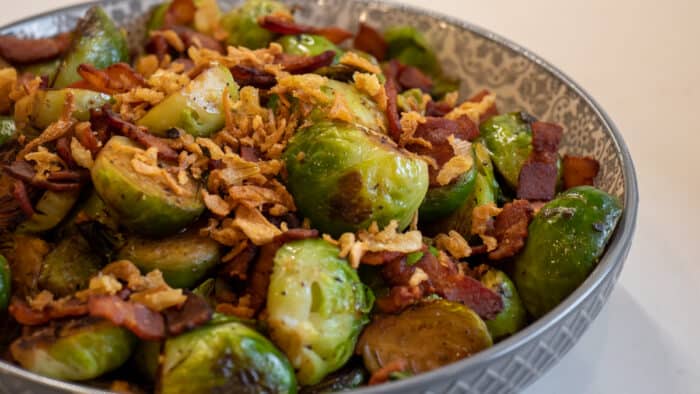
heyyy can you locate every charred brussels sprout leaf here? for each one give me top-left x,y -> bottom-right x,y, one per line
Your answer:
357,300 -> 492,374
283,121 -> 428,236
0,254 -> 9,311
384,26 -> 439,76
419,160 -> 477,221
221,0 -> 291,49
10,317 -> 136,381
479,112 -> 533,190
267,239 -> 374,385
137,65 -> 239,137
117,229 -> 221,289
278,34 -> 342,58
91,136 -> 205,237
513,186 -> 623,318
53,7 -> 129,88
480,269 -> 527,341
159,321 -> 296,394
30,89 -> 112,129
39,233 -> 103,297
300,364 -> 367,394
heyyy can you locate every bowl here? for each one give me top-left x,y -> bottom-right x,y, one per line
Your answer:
0,0 -> 638,393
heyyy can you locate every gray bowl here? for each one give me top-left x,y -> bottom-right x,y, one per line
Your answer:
0,1 -> 638,393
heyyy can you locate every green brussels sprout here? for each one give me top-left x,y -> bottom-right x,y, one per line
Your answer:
16,190 -> 81,234
480,269 -> 527,341
300,365 -> 367,394
278,34 -> 342,58
137,65 -> 239,137
10,317 -> 136,381
479,112 -> 533,190
117,228 -> 221,289
315,52 -> 384,84
21,58 -> 61,81
147,2 -> 171,32
0,116 -> 16,146
53,7 -> 129,88
513,186 -> 623,318
221,0 -> 291,49
419,162 -> 477,221
159,321 -> 296,394
39,233 -> 102,297
356,300 -> 492,374
267,239 -> 374,385
0,254 -> 10,311
91,136 -> 205,237
132,340 -> 161,382
283,121 -> 428,236
30,88 -> 112,129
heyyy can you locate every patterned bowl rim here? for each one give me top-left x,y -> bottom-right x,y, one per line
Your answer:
0,0 -> 639,392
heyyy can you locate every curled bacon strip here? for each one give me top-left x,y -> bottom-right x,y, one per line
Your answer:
54,137 -> 76,168
277,50 -> 336,74
517,121 -> 563,201
12,180 -> 34,217
0,32 -> 71,64
230,65 -> 277,89
70,63 -> 147,95
9,297 -> 88,326
3,160 -> 83,191
361,251 -> 405,265
258,15 -> 353,44
173,26 -> 224,53
163,293 -> 212,336
353,23 -> 387,61
221,243 -> 258,280
562,155 -> 600,189
488,199 -> 533,261
88,295 -> 166,341
384,61 -> 402,142
397,65 -> 433,93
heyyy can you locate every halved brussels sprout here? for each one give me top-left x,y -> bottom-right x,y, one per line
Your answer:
39,233 -> 102,297
283,121 -> 428,236
267,239 -> 374,385
479,112 -> 533,190
21,58 -> 61,81
30,89 -> 112,129
356,300 -> 492,374
137,65 -> 239,137
419,162 -> 477,221
53,7 -> 129,88
146,1 -> 171,32
221,0 -> 291,49
159,321 -> 296,394
0,254 -> 10,311
10,317 -> 136,381
117,228 -> 221,289
91,136 -> 205,236
480,269 -> 527,341
278,34 -> 342,57
513,186 -> 623,317
16,190 -> 81,234
300,365 -> 367,394
0,116 -> 16,146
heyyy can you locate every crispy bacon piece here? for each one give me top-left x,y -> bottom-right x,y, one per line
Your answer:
277,50 -> 336,74
517,121 -> 563,201
12,179 -> 34,217
221,243 -> 258,280
9,297 -> 88,326
74,124 -> 101,156
397,65 -> 433,93
425,100 -> 453,117
88,295 -> 166,341
146,34 -> 169,59
230,65 -> 277,89
54,137 -> 76,168
163,0 -> 196,28
92,107 -> 179,162
47,169 -> 90,183
273,228 -> 319,243
258,15 -> 353,44
3,160 -> 82,191
384,61 -> 402,142
361,251 -> 405,266
368,359 -> 410,385
173,26 -> 224,53
239,146 -> 261,163
488,200 -> 533,260
375,285 -> 424,314
163,293 -> 213,336
0,32 -> 72,64
468,89 -> 499,122
563,155 -> 600,189
353,23 -> 387,61
70,63 -> 147,95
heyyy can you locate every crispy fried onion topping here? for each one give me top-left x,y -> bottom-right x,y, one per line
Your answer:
331,220 -> 423,268
445,92 -> 496,125
471,203 -> 503,252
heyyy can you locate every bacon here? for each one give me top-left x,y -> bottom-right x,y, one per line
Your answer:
12,180 -> 34,217
3,160 -> 82,191
70,63 -> 147,95
0,32 -> 71,64
353,23 -> 387,61
361,251 -> 405,265
425,100 -> 453,117
375,285 -> 424,314
9,297 -> 88,326
468,89 -> 499,122
230,65 -> 276,89
54,137 -> 76,168
562,155 -> 600,189
272,228 -> 319,243
163,293 -> 212,336
277,50 -> 336,74
221,243 -> 258,280
258,15 -> 353,44
488,200 -> 533,260
517,121 -> 563,201
384,61 -> 402,142
74,124 -> 101,156
397,65 -> 433,93
47,169 -> 90,183
245,242 -> 276,313
88,295 -> 166,341
239,146 -> 261,162
163,0 -> 196,28
146,34 -> 169,59
172,26 -> 224,53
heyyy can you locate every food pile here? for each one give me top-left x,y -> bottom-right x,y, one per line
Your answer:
0,0 -> 622,392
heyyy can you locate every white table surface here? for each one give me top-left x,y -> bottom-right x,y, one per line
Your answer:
3,1 -> 700,393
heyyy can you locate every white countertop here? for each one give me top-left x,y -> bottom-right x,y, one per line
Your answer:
3,1 -> 699,393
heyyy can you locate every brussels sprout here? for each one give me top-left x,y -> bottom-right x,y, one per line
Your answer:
278,34 -> 342,58
479,112 -> 533,190
513,186 -> 623,318
356,300 -> 492,374
300,365 -> 367,394
480,269 -> 527,341
396,88 -> 429,114
30,89 -> 112,129
132,340 -> 161,382
267,239 -> 374,385
39,233 -> 103,297
53,7 -> 129,88
419,162 -> 477,221
21,58 -> 61,81
0,254 -> 10,311
117,228 -> 221,289
10,317 -> 136,381
0,116 -> 16,146
137,65 -> 239,137
91,136 -> 205,236
147,2 -> 171,32
159,321 -> 296,394
16,190 -> 81,234
283,121 -> 428,236
384,26 -> 439,76
221,0 -> 291,49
